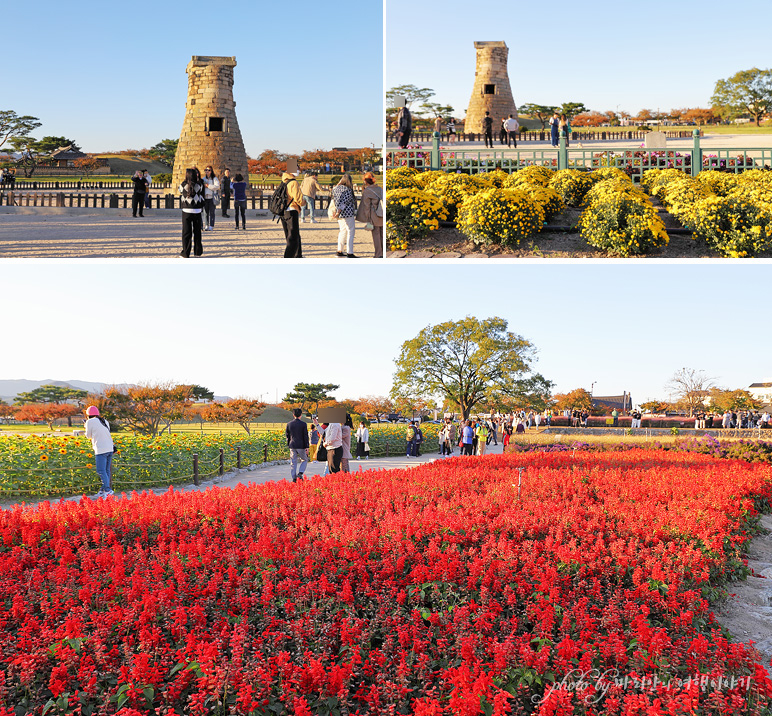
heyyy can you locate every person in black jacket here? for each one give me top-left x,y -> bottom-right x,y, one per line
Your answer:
483,112 -> 494,149
179,167 -> 205,258
220,168 -> 231,218
130,170 -> 147,217
286,408 -> 310,482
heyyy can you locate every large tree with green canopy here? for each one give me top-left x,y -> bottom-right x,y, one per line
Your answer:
390,316 -> 550,419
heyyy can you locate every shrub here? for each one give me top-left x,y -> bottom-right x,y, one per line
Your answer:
579,192 -> 669,256
153,173 -> 172,184
583,178 -> 647,207
690,196 -> 772,257
503,164 -> 554,188
653,177 -> 714,226
517,184 -> 565,222
456,188 -> 544,247
694,170 -> 739,196
385,188 -> 448,250
548,169 -> 594,206
422,173 -> 479,220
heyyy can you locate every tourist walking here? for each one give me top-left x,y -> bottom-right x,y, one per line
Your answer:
397,106 -> 412,148
231,173 -> 248,230
355,421 -> 370,459
220,168 -> 231,218
332,173 -> 358,258
300,171 -> 323,223
461,420 -> 475,455
446,117 -> 456,143
202,166 -> 220,231
130,170 -> 147,217
179,167 -> 205,258
286,408 -> 309,483
318,417 -> 343,473
483,111 -> 494,148
356,172 -> 383,258
505,115 -> 519,147
476,421 -> 489,456
310,423 -> 320,461
85,406 -> 114,497
280,171 -> 305,258
406,422 -> 416,457
549,110 -> 560,147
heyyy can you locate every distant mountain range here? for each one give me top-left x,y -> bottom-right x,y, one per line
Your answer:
0,379 -> 231,403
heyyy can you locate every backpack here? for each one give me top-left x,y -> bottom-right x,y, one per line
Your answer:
268,181 -> 291,221
415,427 -> 423,443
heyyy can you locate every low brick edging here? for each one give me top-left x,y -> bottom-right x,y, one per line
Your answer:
534,427 -> 768,438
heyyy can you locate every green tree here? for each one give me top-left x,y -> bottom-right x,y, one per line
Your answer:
519,103 -> 555,129
390,316 -> 540,420
185,384 -> 214,402
711,68 -> 772,126
0,110 -> 41,150
560,102 -> 587,120
420,102 -> 455,119
283,382 -> 340,415
14,384 -> 87,405
386,85 -> 435,109
487,374 -> 554,413
32,136 -> 81,154
149,138 -> 178,167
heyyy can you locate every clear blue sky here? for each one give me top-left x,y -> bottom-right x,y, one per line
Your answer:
5,0 -> 383,155
0,263 -> 767,407
386,0 -> 771,120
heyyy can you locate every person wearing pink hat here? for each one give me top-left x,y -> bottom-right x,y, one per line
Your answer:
84,406 -> 115,497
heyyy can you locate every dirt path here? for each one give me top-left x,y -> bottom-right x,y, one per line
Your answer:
0,211 -> 380,259
714,513 -> 772,676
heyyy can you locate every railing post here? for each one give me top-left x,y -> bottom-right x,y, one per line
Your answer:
558,133 -> 568,171
692,128 -> 701,177
219,448 -> 224,475
263,444 -> 268,462
237,446 -> 241,469
431,131 -> 441,171
193,454 -> 199,485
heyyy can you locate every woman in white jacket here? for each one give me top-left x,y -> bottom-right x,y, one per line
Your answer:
84,406 -> 114,497
355,421 -> 370,459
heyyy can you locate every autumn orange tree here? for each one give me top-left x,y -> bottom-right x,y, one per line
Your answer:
353,395 -> 394,417
14,403 -> 80,430
100,383 -> 193,436
73,156 -> 101,179
551,388 -> 594,413
200,399 -> 267,434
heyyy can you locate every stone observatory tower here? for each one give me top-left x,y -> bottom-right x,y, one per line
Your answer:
465,42 -> 518,135
172,56 -> 248,187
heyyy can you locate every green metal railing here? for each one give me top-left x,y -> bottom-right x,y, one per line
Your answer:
386,131 -> 772,182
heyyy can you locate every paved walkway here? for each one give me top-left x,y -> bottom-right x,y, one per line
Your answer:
0,211 -> 380,259
2,443 -> 506,511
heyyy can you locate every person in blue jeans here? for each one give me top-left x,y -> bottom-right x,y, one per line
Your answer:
405,422 -> 416,457
231,173 -> 248,230
84,406 -> 114,497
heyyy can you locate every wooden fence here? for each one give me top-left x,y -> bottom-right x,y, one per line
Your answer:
0,180 -> 366,191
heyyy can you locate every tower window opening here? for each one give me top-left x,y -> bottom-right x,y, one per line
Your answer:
484,84 -> 496,95
208,117 -> 224,132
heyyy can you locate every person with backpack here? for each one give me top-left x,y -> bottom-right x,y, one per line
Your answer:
84,406 -> 114,497
274,171 -> 306,258
413,423 -> 424,456
405,422 -> 416,457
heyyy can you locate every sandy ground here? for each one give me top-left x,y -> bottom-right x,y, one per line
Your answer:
0,210 -> 381,259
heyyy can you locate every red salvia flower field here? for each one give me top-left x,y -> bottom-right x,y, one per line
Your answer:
1,449 -> 772,715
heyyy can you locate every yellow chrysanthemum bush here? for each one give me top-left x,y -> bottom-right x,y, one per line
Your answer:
734,169 -> 772,189
694,170 -> 739,197
422,173 -> 479,220
476,169 -> 510,188
456,188 -> 544,248
385,188 -> 448,251
503,165 -> 554,189
583,178 -> 646,207
548,169 -> 594,207
579,190 -> 669,257
690,196 -> 772,258
517,184 -> 565,222
654,177 -> 715,227
591,167 -> 632,184
385,166 -> 420,191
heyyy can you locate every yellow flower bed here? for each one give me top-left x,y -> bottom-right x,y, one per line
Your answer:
694,170 -> 739,196
653,177 -> 714,226
386,188 -> 448,250
517,184 -> 565,222
548,169 -> 594,206
690,196 -> 772,257
456,188 -> 544,247
579,191 -> 669,257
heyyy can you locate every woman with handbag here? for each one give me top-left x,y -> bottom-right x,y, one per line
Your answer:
202,165 -> 220,231
355,172 -> 383,258
331,173 -> 358,258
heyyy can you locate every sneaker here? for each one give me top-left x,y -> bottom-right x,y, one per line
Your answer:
204,226 -> 211,231
297,474 -> 304,480
347,254 -> 358,258
92,489 -> 105,498
209,226 -> 215,231
104,489 -> 114,496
